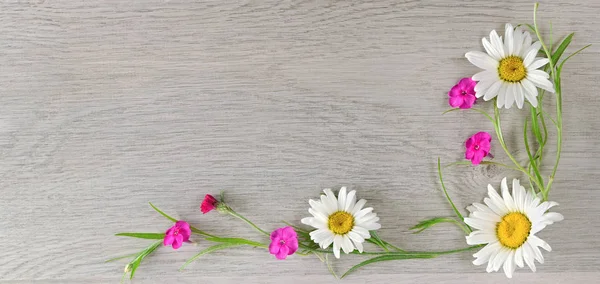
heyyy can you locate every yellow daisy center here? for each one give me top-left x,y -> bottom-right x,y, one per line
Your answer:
496,212 -> 531,249
498,56 -> 527,82
328,211 -> 354,235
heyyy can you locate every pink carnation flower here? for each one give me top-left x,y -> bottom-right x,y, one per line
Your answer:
269,226 -> 298,260
164,221 -> 191,249
465,132 -> 492,165
449,78 -> 477,109
201,194 -> 219,214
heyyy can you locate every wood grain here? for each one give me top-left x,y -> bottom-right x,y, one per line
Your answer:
1,0 -> 599,282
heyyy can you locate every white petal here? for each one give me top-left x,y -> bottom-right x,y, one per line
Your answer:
321,235 -> 334,249
501,177 -> 517,211
473,242 -> 501,266
503,250 -> 516,278
472,70 -> 498,82
483,80 -> 502,100
344,190 -> 356,212
505,23 -> 514,55
490,29 -> 505,58
487,184 -> 509,215
513,27 -> 524,56
528,73 -> 555,93
464,217 -> 496,231
360,221 -> 381,230
351,226 -> 371,238
308,208 -> 328,223
337,187 -> 347,211
466,51 -> 499,70
512,179 -> 523,212
352,238 -> 364,253
483,37 -> 502,60
522,242 -> 537,272
311,228 -> 333,243
504,83 -> 516,109
322,189 -> 338,214
309,199 -> 327,215
515,247 -> 524,268
333,235 -> 343,258
354,207 -> 373,219
496,83 -> 507,108
493,248 -> 509,272
523,41 -> 542,67
301,217 -> 326,229
520,79 -> 539,107
341,235 -> 354,254
513,83 -> 525,109
466,231 -> 496,245
543,212 -> 564,224
529,235 -> 552,252
487,250 -> 498,272
472,202 -> 495,215
528,58 -> 549,70
521,32 -> 533,56
355,213 -> 379,225
474,76 -> 497,96
347,231 -> 365,243
351,199 -> 367,214
528,239 -> 545,263
472,211 -> 501,222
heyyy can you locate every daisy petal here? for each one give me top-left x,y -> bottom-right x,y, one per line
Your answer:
466,51 -> 499,70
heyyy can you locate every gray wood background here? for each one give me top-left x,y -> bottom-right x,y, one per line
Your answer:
1,0 -> 599,283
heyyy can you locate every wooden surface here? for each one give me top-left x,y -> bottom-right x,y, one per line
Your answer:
1,0 -> 599,283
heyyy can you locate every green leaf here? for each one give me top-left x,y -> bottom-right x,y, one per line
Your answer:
437,158 -> 471,233
366,231 -> 389,251
128,241 -> 161,279
557,44 -> 592,79
551,33 -> 574,65
410,217 -> 461,234
204,237 -> 265,247
115,233 -> 165,240
341,254 -> 436,278
180,243 -> 243,270
149,202 -> 178,223
105,253 -> 139,263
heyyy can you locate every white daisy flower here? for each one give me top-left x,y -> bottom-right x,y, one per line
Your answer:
466,24 -> 555,109
301,187 -> 381,258
465,177 -> 564,278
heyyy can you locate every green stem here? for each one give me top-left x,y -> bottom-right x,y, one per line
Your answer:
493,103 -> 545,191
444,160 -> 522,172
228,210 -> 270,236
437,158 -> 471,232
534,3 -> 561,200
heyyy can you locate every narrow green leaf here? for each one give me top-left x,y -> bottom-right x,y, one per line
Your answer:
105,253 -> 139,263
341,254 -> 436,278
410,217 -> 460,234
129,241 -> 161,279
204,237 -> 266,247
557,44 -> 592,79
442,108 -> 460,115
115,233 -> 165,240
551,33 -> 574,65
523,119 -> 544,190
367,231 -> 388,251
149,202 -> 178,223
437,158 -> 471,233
180,243 -> 243,270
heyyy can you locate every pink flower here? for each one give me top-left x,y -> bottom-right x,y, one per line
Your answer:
465,132 -> 492,165
164,221 -> 191,249
201,194 -> 219,214
449,78 -> 477,109
269,226 -> 298,260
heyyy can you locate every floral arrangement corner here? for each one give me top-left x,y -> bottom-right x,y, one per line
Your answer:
109,3 -> 588,281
